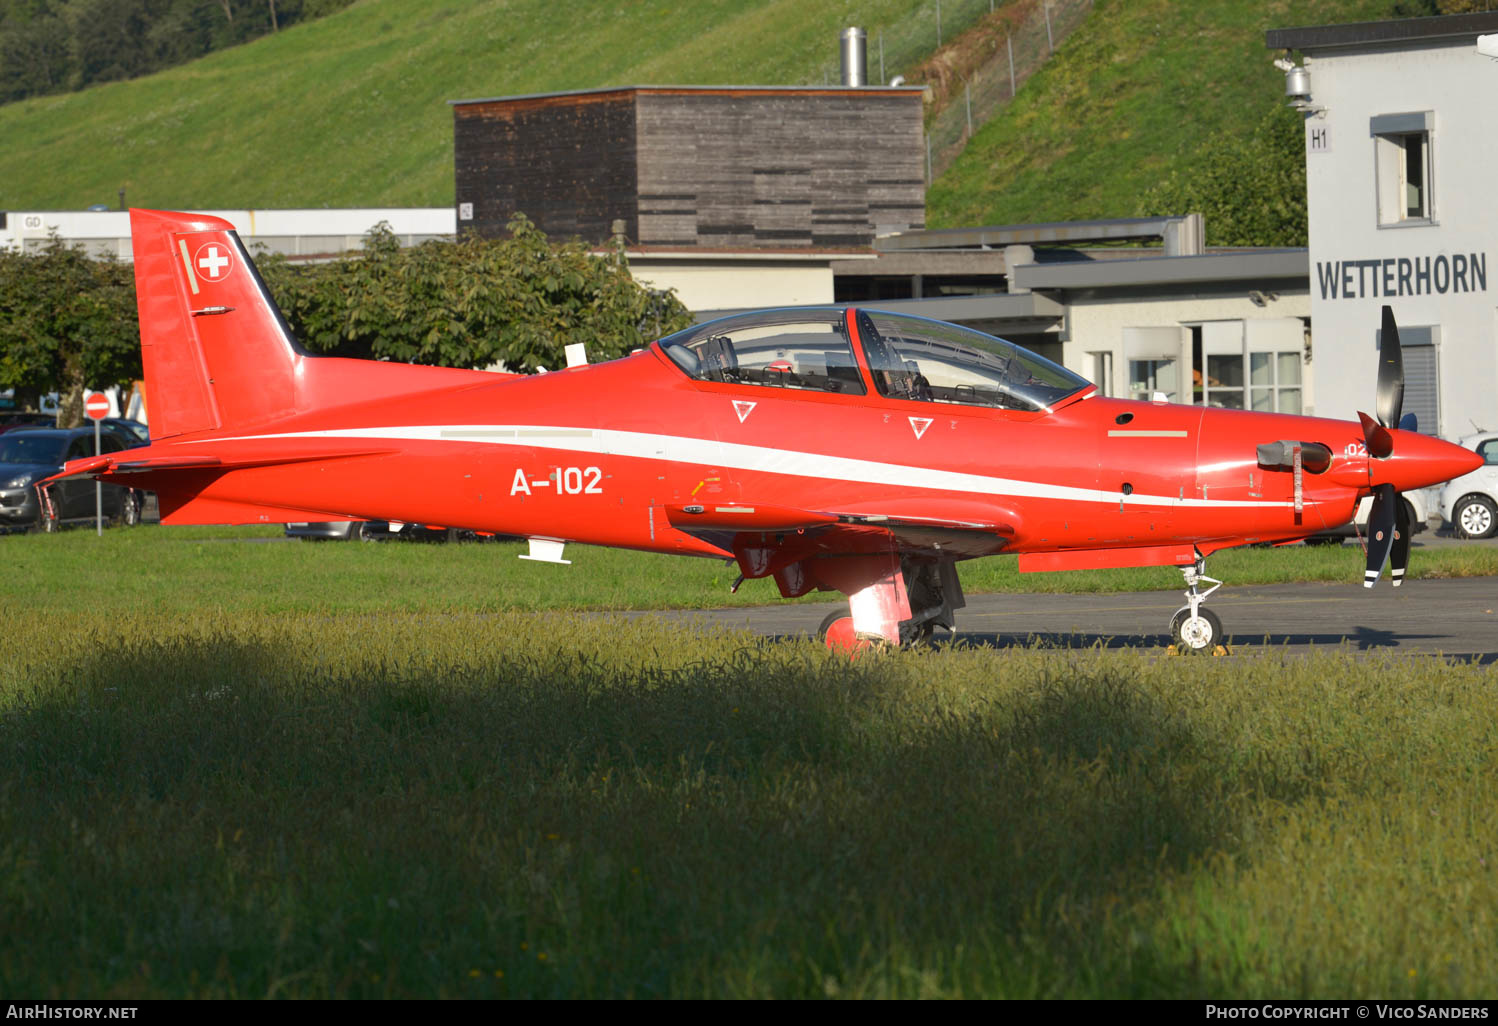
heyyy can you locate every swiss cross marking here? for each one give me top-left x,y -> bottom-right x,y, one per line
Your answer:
194,242 -> 234,282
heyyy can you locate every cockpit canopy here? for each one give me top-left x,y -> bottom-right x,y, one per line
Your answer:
657,307 -> 1091,413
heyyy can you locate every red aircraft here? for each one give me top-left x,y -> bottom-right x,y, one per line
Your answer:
41,210 -> 1483,651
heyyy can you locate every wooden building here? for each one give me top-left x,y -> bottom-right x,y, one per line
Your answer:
449,85 -> 927,249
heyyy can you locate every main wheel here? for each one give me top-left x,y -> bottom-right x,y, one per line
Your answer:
817,610 -> 873,655
118,489 -> 141,527
1170,606 -> 1224,653
1453,494 -> 1497,539
37,504 -> 59,533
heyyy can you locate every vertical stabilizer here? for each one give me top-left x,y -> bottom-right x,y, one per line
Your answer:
130,209 -> 303,439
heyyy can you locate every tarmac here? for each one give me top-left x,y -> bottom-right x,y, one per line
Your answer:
633,536 -> 1498,662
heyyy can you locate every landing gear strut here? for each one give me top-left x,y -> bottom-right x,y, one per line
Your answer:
1170,557 -> 1226,653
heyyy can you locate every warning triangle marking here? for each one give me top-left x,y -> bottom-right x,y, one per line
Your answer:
732,400 -> 757,423
909,416 -> 933,439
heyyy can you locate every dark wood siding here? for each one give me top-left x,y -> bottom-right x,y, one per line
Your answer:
452,87 -> 925,249
453,91 -> 638,242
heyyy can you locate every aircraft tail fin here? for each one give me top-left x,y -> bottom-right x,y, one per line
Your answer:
130,208 -> 304,440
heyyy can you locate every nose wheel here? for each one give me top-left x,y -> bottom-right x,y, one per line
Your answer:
1170,605 -> 1224,651
1170,557 -> 1229,654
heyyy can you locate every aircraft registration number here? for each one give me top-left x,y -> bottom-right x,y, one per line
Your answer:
510,466 -> 604,496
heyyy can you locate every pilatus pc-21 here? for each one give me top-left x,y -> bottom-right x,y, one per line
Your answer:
42,210 -> 1483,651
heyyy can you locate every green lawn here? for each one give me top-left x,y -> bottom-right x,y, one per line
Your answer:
6,524 -> 1496,617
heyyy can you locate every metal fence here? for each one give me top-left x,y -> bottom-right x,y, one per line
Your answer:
812,0 -> 1016,87
922,0 -> 1093,180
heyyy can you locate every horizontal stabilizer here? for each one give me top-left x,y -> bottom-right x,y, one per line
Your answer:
38,448 -> 396,488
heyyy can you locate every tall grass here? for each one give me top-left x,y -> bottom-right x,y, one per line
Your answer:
1,609 -> 1495,997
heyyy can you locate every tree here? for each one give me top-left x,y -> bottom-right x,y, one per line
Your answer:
0,235 -> 139,424
1136,103 -> 1308,248
0,216 -> 692,426
258,214 -> 693,373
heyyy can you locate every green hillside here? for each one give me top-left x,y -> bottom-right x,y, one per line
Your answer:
0,0 -> 968,211
927,0 -> 1392,228
1,0 -> 1414,224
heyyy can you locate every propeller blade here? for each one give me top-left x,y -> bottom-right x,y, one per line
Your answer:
1358,411 -> 1394,459
1377,305 -> 1404,429
1364,483 -> 1397,588
1390,494 -> 1411,588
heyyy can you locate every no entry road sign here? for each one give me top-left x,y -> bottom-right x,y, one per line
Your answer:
85,392 -> 109,421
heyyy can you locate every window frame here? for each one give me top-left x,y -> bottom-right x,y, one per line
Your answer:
1371,111 -> 1435,229
655,308 -> 871,400
852,309 -> 1092,415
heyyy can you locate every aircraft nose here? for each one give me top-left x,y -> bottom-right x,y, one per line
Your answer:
1370,431 -> 1484,491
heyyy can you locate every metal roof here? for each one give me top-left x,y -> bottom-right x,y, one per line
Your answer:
449,84 -> 925,107
1011,250 -> 1310,291
693,292 -> 1065,325
1266,11 -> 1498,52
877,217 -> 1196,251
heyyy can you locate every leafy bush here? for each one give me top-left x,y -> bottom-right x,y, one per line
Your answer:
0,217 -> 693,424
258,215 -> 693,373
1136,103 -> 1308,247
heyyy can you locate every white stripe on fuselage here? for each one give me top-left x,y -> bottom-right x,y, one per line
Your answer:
196,424 -> 1295,510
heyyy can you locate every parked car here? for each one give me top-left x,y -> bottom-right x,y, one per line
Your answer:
285,520 -> 480,542
1436,432 -> 1498,539
0,412 -> 55,436
1303,486 -> 1435,544
0,428 -> 143,531
101,417 -> 151,445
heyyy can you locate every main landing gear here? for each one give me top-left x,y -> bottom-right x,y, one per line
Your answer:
816,559 -> 963,654
1170,557 -> 1229,654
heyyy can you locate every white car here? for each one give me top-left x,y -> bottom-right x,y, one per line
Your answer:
1306,485 -> 1435,543
1437,432 -> 1498,539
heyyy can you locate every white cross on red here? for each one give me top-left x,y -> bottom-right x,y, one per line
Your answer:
198,246 -> 229,278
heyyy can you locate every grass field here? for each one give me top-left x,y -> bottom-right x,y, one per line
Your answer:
8,525 -> 1498,616
3,604 -> 1498,997
0,0 -> 989,211
3,527 -> 1498,997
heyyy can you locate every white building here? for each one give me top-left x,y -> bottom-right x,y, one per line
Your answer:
0,208 -> 457,260
1267,11 -> 1498,438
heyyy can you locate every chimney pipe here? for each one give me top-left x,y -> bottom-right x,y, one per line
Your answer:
840,27 -> 867,87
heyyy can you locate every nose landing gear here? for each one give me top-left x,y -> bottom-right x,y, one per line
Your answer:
1170,557 -> 1229,654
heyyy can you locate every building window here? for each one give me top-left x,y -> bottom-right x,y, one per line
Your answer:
1249,351 -> 1303,415
1371,112 -> 1433,226
1129,359 -> 1178,402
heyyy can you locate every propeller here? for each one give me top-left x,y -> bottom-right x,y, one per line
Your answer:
1361,306 -> 1408,588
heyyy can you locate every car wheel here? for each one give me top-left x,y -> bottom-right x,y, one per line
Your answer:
355,521 -> 382,542
1452,494 -> 1497,540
